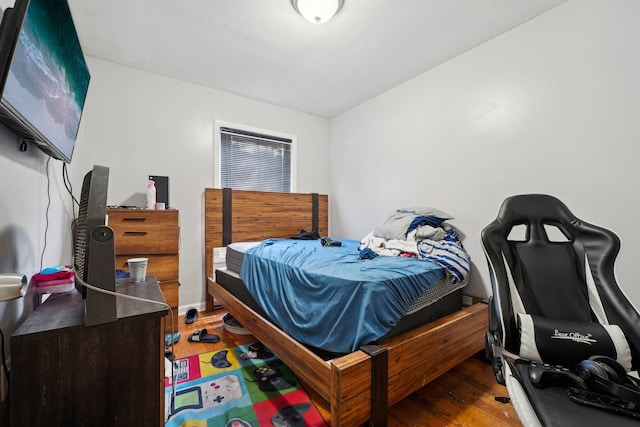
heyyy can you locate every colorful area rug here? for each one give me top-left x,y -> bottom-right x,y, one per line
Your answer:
164,341 -> 328,427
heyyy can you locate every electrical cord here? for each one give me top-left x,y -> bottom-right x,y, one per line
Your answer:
62,162 -> 79,208
39,156 -> 52,271
0,328 -> 9,389
73,269 -> 177,417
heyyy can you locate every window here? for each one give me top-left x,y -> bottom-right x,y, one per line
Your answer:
215,123 -> 295,192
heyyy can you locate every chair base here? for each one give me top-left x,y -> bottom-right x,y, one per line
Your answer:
510,359 -> 640,426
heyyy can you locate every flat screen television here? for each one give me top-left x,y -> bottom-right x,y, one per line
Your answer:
73,165 -> 117,326
0,0 -> 90,163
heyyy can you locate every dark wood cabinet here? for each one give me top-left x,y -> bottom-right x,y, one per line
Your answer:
10,278 -> 167,426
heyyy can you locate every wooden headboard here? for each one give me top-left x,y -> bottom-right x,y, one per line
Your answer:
204,188 -> 328,310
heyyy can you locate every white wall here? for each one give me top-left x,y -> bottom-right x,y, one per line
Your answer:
70,58 -> 331,311
330,0 -> 640,304
0,117 -> 73,389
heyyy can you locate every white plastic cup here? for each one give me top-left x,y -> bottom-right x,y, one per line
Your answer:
128,258 -> 148,282
156,202 -> 166,210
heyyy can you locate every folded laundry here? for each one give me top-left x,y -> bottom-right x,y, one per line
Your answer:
32,265 -> 74,283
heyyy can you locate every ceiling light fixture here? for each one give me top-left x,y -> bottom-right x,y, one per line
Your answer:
291,0 -> 345,25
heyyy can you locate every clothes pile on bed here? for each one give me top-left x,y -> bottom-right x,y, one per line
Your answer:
358,207 -> 470,283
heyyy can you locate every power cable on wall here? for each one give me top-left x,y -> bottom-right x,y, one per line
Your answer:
62,162 -> 79,209
39,157 -> 52,271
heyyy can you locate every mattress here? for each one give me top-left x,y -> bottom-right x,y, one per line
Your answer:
226,241 -> 259,275
226,241 -> 465,314
218,240 -> 467,354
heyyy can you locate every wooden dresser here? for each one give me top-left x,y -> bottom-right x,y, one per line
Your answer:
10,278 -> 168,426
107,208 -> 180,331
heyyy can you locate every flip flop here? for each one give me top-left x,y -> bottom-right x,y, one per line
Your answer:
185,307 -> 198,324
188,329 -> 220,343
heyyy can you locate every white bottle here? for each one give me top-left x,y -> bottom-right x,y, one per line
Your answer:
146,179 -> 156,210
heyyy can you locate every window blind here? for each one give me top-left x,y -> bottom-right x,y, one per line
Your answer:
220,127 -> 292,192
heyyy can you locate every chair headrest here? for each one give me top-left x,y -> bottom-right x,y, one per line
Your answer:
494,194 -> 577,236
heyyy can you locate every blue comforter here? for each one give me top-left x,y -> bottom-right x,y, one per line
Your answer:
240,238 -> 445,353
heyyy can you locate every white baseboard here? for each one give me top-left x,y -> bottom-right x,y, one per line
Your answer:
178,302 -> 206,316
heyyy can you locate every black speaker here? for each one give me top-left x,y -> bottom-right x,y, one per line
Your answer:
149,175 -> 169,208
574,355 -> 640,404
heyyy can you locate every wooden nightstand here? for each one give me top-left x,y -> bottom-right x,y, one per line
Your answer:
108,208 -> 180,331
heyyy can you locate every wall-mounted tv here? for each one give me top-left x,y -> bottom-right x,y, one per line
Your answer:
0,0 -> 90,163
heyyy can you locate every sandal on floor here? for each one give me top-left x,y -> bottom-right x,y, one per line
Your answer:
165,332 -> 181,346
188,329 -> 220,343
184,307 -> 198,324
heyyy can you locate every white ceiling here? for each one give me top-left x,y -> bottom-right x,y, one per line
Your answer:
68,0 -> 566,118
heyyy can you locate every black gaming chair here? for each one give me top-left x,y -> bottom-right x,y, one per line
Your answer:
482,194 -> 640,426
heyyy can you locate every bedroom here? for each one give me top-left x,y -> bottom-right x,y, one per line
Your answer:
0,0 -> 639,423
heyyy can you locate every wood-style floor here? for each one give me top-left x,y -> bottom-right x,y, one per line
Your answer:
171,308 -> 522,427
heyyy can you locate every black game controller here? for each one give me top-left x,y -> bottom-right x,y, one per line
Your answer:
253,361 -> 297,392
270,403 -> 311,427
248,342 -> 274,359
211,350 -> 232,369
528,362 -> 588,389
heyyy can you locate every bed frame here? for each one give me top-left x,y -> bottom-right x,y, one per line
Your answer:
204,188 -> 488,426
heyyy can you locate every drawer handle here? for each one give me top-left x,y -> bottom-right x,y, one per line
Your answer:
123,231 -> 148,236
122,218 -> 147,222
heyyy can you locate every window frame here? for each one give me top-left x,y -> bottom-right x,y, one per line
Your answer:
213,120 -> 297,192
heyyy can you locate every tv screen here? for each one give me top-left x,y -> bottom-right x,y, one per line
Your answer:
0,0 -> 90,163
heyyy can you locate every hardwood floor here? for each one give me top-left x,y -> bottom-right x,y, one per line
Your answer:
171,308 -> 522,427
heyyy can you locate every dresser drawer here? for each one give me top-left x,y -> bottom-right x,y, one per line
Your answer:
107,209 -> 179,226
110,224 -> 179,254
108,208 -> 180,333
116,255 -> 178,281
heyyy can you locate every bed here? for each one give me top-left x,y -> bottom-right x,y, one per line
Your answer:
221,239 -> 468,354
204,188 -> 488,426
